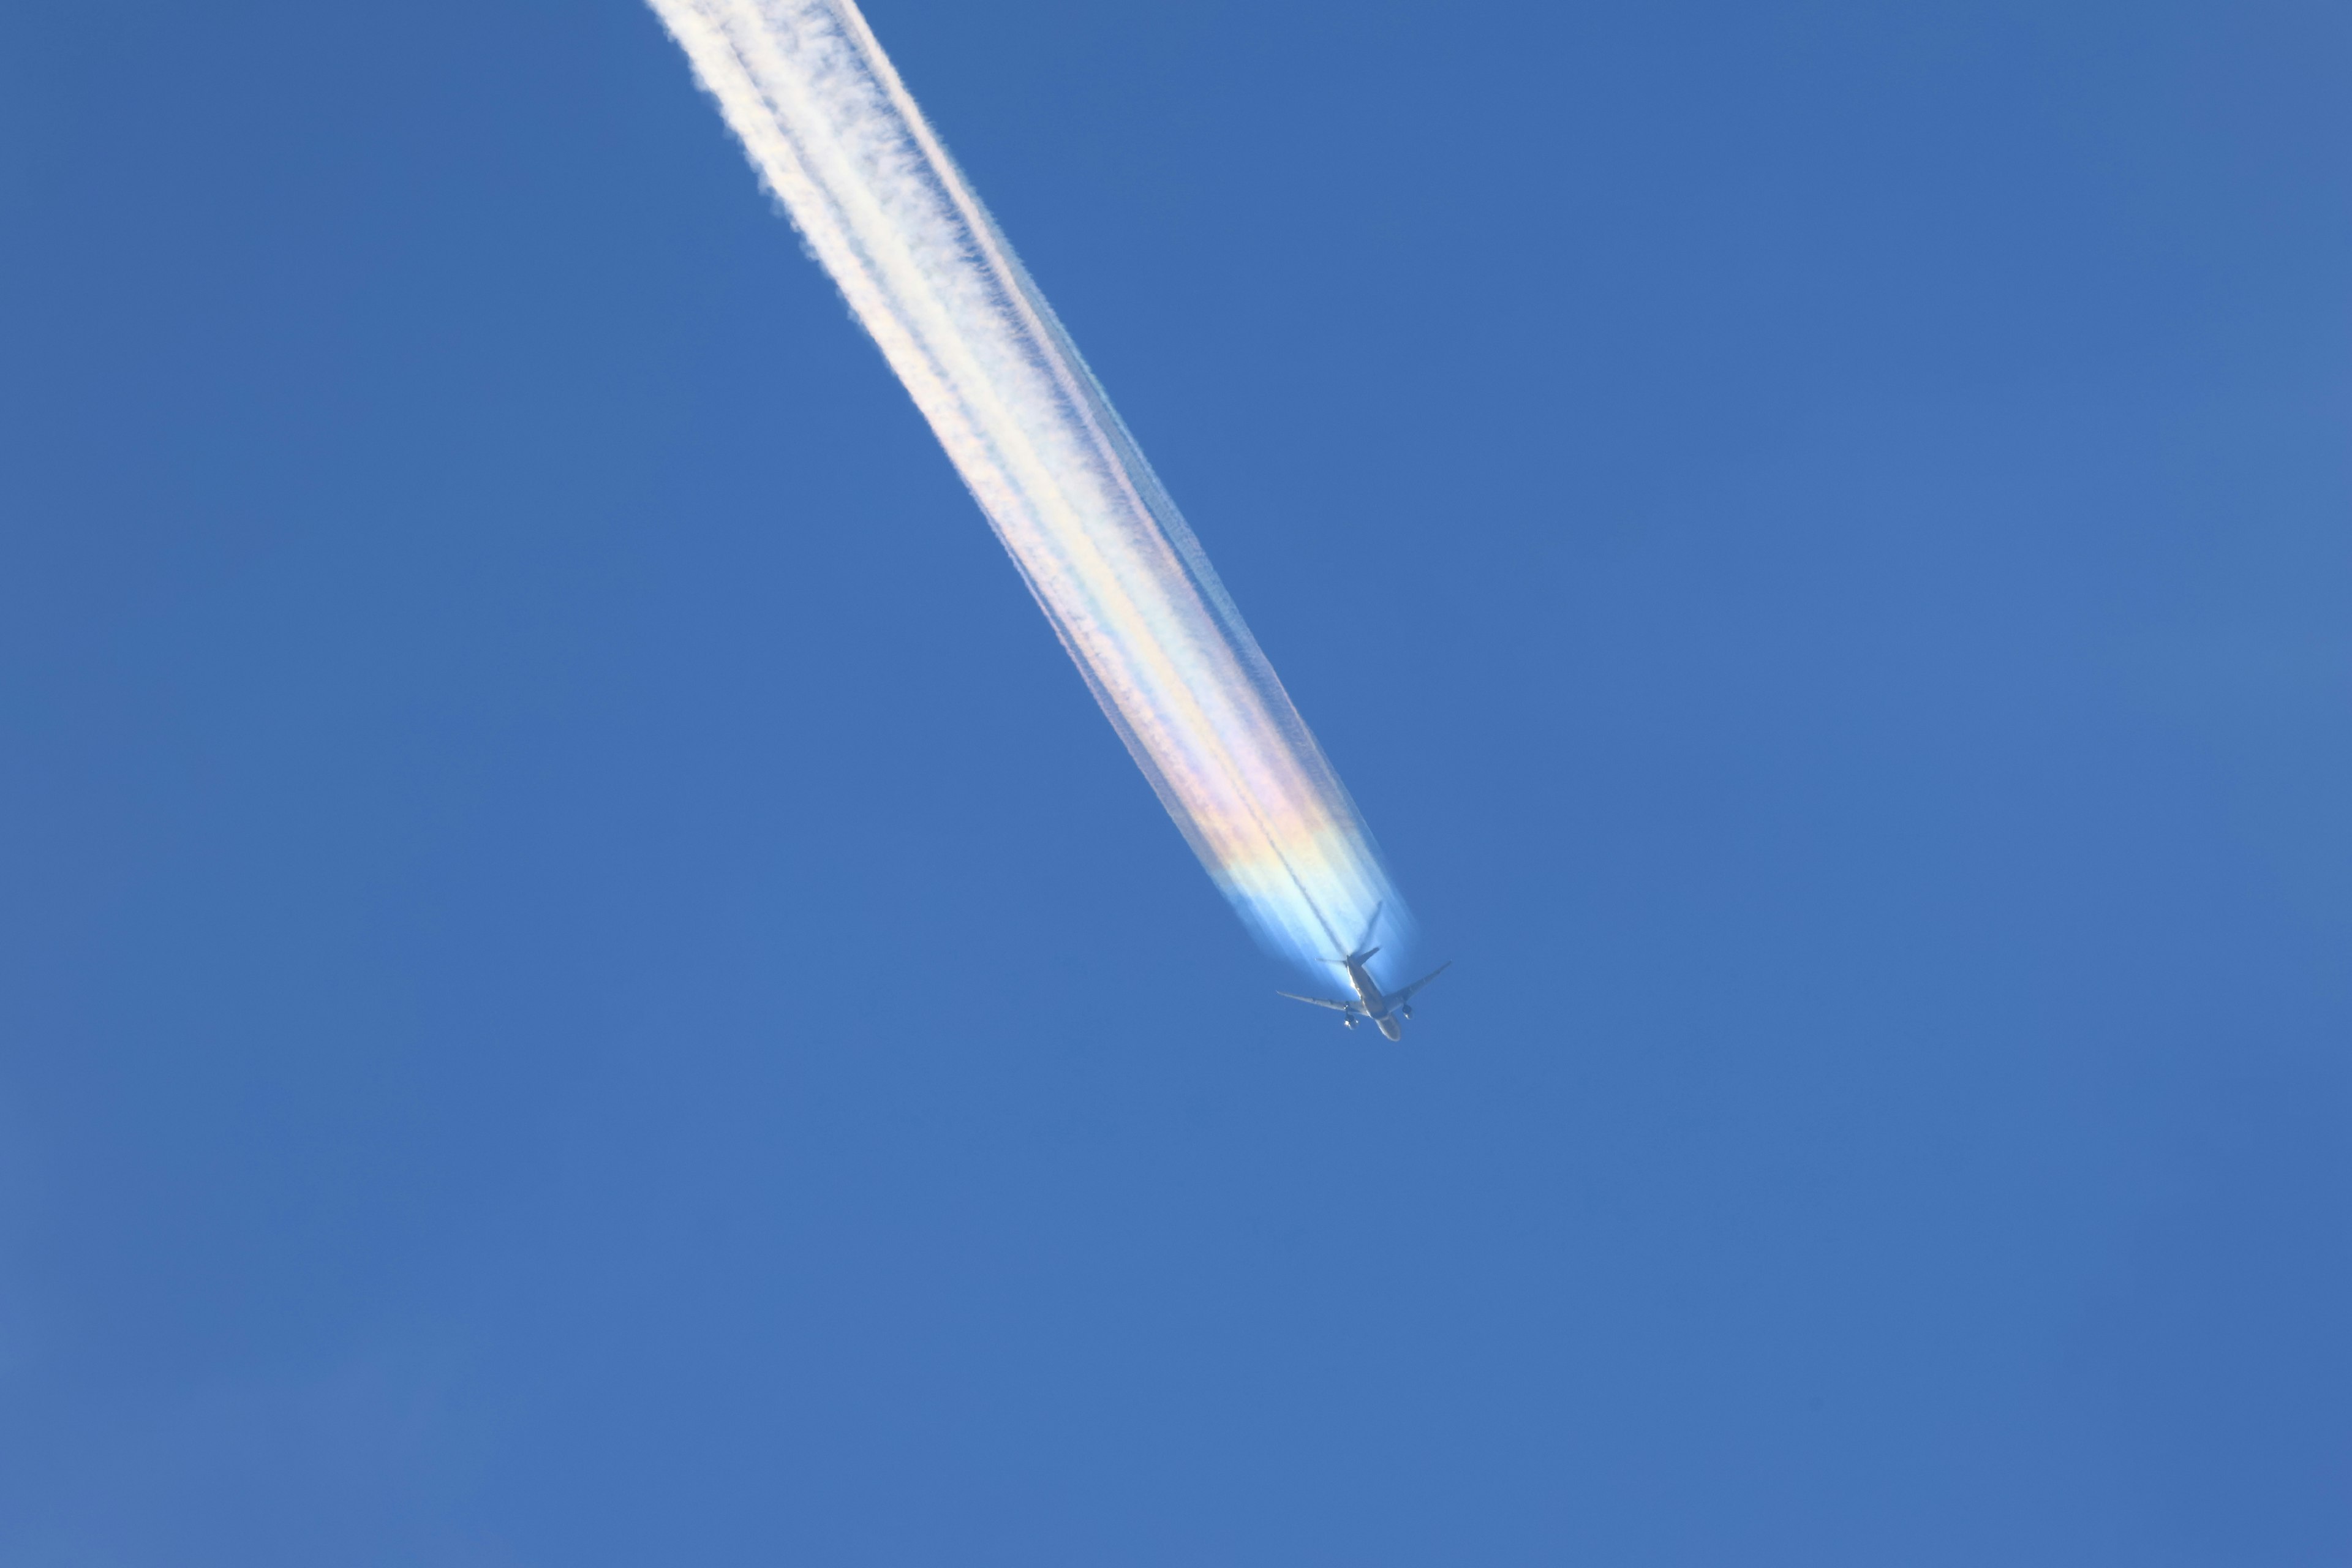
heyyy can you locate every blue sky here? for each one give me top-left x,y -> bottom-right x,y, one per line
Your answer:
2,1 -> 2346,1562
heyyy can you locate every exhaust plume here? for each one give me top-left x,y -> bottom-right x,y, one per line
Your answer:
647,0 -> 1411,973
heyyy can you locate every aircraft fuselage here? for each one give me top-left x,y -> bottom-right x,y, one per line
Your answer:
1342,958 -> 1406,1040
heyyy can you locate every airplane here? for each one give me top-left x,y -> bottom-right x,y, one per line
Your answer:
1278,905 -> 1451,1041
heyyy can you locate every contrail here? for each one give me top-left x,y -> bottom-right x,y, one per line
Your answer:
647,0 -> 1409,973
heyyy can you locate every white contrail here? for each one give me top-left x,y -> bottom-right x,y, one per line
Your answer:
646,0 -> 1409,973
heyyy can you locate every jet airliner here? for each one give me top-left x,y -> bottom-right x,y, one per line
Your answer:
1278,907 -> 1450,1040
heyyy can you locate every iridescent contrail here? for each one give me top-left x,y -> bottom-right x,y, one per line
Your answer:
647,0 -> 1409,973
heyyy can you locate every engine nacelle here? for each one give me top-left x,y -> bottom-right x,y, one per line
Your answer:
1400,1003 -> 1414,1020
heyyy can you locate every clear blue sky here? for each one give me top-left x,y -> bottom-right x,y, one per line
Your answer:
2,1 -> 2346,1562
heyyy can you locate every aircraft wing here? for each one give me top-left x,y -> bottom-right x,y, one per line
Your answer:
1277,990 -> 1357,1012
1393,961 -> 1453,1001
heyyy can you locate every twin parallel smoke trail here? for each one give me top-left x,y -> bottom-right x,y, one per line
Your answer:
649,0 -> 1410,973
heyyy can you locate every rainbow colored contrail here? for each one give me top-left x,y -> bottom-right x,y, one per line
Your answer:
648,0 -> 1409,973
